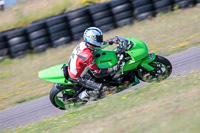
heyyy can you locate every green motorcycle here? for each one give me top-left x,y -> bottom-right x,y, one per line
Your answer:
38,36 -> 172,110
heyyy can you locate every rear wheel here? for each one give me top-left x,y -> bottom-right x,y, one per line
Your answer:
49,85 -> 82,110
137,55 -> 172,82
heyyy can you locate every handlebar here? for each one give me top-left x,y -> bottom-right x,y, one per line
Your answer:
115,36 -> 134,56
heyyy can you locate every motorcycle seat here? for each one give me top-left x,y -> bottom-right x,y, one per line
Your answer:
62,64 -> 69,80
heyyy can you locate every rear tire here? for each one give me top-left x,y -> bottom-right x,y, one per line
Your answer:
49,85 -> 80,110
136,55 -> 172,82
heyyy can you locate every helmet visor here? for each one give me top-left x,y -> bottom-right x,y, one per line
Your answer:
96,35 -> 103,42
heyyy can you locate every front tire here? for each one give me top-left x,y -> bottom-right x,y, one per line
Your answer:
137,55 -> 172,82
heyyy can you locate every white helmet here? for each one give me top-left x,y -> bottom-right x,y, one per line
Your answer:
83,27 -> 103,47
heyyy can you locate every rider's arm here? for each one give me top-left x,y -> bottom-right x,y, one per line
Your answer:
86,55 -> 109,78
104,37 -> 119,45
86,55 -> 121,78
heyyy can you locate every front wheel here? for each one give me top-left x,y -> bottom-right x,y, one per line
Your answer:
137,55 -> 172,82
49,84 -> 81,110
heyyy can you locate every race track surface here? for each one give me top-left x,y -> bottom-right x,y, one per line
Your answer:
0,46 -> 200,129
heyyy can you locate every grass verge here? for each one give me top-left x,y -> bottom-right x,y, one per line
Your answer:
0,6 -> 200,110
2,69 -> 200,132
0,0 -> 107,32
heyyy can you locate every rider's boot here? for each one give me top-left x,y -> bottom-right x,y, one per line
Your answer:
78,81 -> 108,101
78,89 -> 100,102
78,89 -> 90,102
70,77 -> 108,102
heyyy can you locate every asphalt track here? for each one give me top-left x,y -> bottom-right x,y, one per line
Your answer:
0,46 -> 200,130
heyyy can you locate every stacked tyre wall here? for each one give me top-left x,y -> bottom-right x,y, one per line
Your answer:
90,2 -> 115,32
0,0 -> 199,60
111,0 -> 134,27
68,8 -> 93,40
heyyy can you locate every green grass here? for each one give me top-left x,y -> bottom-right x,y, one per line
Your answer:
3,69 -> 200,133
0,0 -> 108,32
0,5 -> 200,110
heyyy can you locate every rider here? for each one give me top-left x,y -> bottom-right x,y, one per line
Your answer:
67,27 -> 121,102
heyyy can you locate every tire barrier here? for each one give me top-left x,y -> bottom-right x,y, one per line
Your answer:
26,21 -> 50,53
68,7 -> 92,40
0,0 -> 199,59
132,0 -> 156,21
111,0 -> 134,27
90,2 -> 115,31
46,14 -> 71,47
0,33 -> 8,60
5,28 -> 29,58
153,0 -> 174,13
174,0 -> 196,9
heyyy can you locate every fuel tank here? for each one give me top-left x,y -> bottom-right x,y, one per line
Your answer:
94,50 -> 118,69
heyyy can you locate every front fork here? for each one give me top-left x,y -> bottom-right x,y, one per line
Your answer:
140,53 -> 156,71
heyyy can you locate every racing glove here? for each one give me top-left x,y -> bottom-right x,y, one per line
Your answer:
107,61 -> 121,73
104,37 -> 120,45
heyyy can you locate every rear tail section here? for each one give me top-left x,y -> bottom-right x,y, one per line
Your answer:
38,64 -> 75,85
